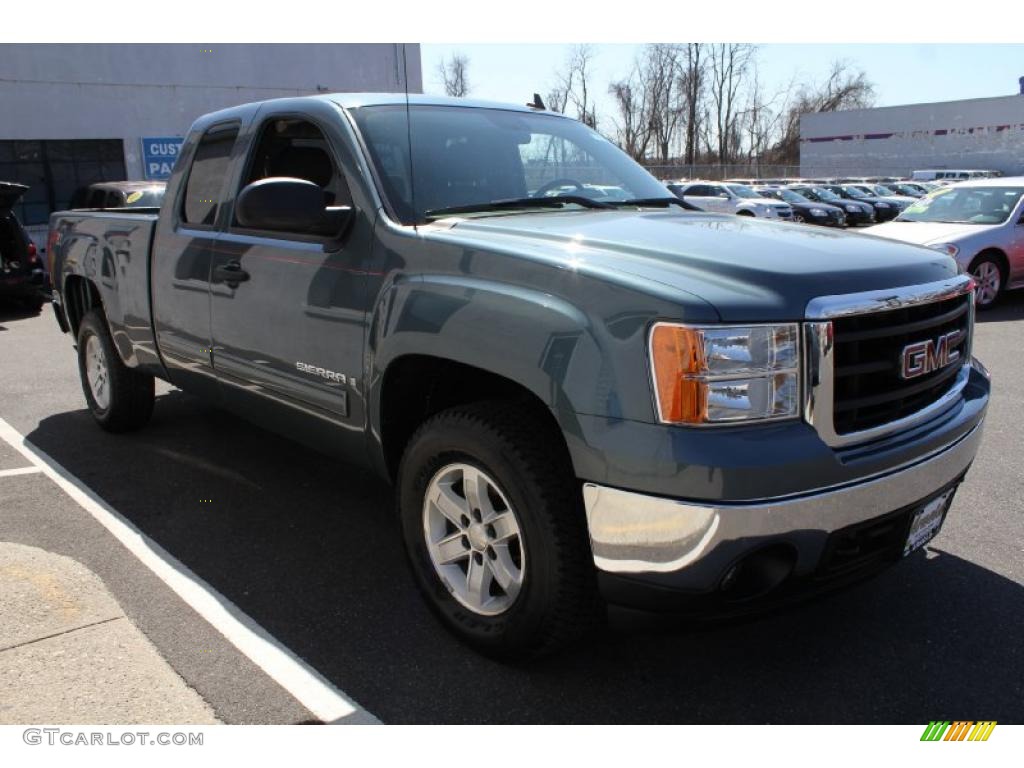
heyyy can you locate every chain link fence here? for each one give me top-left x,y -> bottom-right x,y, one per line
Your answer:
641,164 -> 803,181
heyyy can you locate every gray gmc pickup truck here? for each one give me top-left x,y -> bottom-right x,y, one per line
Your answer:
47,94 -> 990,659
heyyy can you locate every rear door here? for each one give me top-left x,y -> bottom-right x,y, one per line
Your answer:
209,107 -> 373,459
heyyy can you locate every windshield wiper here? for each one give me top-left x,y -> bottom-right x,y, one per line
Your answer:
424,195 -> 612,219
609,197 -> 701,211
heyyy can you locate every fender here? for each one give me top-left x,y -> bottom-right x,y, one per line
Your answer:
365,271 -> 642,456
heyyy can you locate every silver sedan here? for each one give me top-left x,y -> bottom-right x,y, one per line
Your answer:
865,178 -> 1024,309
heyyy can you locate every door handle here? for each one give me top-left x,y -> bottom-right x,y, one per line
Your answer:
214,261 -> 250,285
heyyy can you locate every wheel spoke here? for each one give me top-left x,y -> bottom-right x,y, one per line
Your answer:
488,544 -> 521,596
435,532 -> 469,564
489,512 -> 518,543
430,482 -> 467,527
462,466 -> 493,517
466,556 -> 491,605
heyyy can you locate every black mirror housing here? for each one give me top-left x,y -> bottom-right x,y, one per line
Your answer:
235,177 -> 329,233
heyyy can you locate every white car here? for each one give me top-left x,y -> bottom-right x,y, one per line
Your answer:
666,181 -> 794,220
865,178 -> 1024,308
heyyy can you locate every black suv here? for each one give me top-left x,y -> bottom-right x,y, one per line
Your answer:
1,182 -> 47,312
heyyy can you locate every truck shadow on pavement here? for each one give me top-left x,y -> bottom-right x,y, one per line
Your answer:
27,395 -> 1024,724
976,290 -> 1024,324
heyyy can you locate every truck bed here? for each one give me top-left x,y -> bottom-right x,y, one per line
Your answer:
48,208 -> 160,368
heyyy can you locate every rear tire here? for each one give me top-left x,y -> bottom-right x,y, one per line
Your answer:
396,401 -> 603,660
77,309 -> 154,432
21,296 -> 45,314
970,254 -> 1004,310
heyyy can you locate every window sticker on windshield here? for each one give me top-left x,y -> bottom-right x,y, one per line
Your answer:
126,190 -> 144,205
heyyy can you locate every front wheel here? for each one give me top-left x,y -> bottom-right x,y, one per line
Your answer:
970,255 -> 1004,310
77,309 -> 155,432
396,402 -> 603,659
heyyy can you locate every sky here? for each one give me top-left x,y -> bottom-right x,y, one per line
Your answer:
421,44 -> 1024,128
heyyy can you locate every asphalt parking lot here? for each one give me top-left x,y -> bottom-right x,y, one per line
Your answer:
1,296 -> 1022,725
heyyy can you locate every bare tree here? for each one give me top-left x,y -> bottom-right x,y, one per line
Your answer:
741,63 -> 788,167
708,44 -> 755,165
643,44 -> 686,163
680,43 -> 706,166
437,53 -> 470,97
608,71 -> 652,161
774,60 -> 875,163
552,44 -> 599,128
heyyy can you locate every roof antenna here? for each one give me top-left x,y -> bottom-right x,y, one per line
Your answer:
527,93 -> 546,110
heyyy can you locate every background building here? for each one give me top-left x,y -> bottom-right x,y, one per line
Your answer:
801,89 -> 1024,178
0,43 -> 422,242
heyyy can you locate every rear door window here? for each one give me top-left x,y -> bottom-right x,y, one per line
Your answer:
181,124 -> 239,227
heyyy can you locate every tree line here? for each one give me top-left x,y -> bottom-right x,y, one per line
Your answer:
436,44 -> 876,167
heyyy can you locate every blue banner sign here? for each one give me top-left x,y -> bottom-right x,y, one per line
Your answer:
141,137 -> 184,180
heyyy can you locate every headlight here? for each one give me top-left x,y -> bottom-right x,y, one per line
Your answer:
928,242 -> 960,258
876,202 -> 891,208
845,204 -> 859,212
649,323 -> 800,425
810,208 -> 827,217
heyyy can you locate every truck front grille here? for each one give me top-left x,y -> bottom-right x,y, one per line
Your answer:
831,293 -> 971,435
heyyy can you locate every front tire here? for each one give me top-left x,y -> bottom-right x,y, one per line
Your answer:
970,254 -> 1004,310
77,309 -> 154,432
396,402 -> 603,659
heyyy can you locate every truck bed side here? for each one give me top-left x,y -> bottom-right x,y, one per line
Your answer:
48,209 -> 163,373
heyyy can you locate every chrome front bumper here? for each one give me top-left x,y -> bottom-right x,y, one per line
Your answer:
583,418 -> 985,577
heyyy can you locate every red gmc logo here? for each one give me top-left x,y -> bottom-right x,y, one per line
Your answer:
900,331 -> 962,380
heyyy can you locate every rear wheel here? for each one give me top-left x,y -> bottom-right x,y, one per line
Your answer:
77,309 -> 154,432
21,296 -> 45,314
396,401 -> 603,659
970,254 -> 1004,310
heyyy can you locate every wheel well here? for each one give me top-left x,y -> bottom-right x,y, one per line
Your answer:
379,355 -> 570,481
970,248 -> 1009,279
736,209 -> 755,217
63,275 -> 102,338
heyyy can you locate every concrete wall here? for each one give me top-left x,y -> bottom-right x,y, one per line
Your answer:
800,94 -> 1024,177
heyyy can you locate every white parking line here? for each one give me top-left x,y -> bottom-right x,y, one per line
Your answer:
0,466 -> 43,478
0,416 -> 377,725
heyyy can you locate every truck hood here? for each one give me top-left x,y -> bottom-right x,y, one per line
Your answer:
426,210 -> 956,322
864,220 -> 998,246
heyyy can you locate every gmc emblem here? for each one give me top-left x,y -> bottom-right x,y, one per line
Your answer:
900,331 -> 962,380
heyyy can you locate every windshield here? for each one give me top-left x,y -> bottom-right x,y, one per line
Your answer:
775,189 -> 810,204
897,186 -> 1024,224
810,187 -> 842,202
123,188 -> 164,207
867,185 -> 894,197
350,104 -> 673,224
726,184 -> 763,199
840,186 -> 871,199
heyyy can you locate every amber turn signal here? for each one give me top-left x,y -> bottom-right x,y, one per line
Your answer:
650,324 -> 706,424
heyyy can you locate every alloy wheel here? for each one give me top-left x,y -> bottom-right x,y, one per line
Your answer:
422,462 -> 525,616
85,334 -> 110,410
973,261 -> 1001,307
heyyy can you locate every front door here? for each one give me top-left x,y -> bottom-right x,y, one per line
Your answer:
209,112 -> 372,460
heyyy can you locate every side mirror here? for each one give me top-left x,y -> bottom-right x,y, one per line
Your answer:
235,177 -> 349,236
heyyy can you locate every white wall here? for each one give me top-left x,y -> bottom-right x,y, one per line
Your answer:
800,94 -> 1024,177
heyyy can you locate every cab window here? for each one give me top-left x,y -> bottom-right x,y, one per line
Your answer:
181,124 -> 239,226
234,117 -> 351,238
